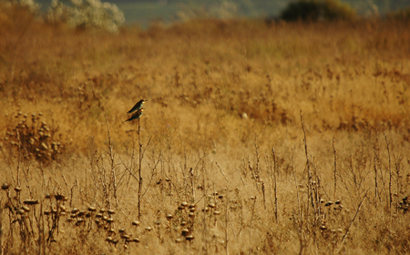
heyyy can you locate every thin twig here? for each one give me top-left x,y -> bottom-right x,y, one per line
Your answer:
337,189 -> 369,254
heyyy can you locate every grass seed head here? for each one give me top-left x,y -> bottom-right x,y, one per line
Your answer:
132,220 -> 140,226
121,234 -> 130,240
182,228 -> 189,236
1,183 -> 10,190
24,199 -> 39,205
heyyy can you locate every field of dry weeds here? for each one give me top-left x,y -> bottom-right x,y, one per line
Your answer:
1,9 -> 410,254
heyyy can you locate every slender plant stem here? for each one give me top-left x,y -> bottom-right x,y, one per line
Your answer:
137,118 -> 143,220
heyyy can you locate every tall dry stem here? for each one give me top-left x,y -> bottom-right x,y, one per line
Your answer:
332,138 -> 337,198
137,118 -> 143,219
271,147 -> 278,224
384,133 -> 392,213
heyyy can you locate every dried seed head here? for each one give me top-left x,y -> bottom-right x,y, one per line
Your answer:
71,208 -> 79,214
112,239 -> 118,244
60,212 -> 66,216
145,227 -> 152,231
189,212 -> 195,218
1,183 -> 10,190
119,228 -> 125,233
17,209 -> 25,215
186,235 -> 194,240
108,209 -> 115,214
107,218 -> 114,223
100,208 -> 106,213
133,238 -> 140,243
45,193 -> 51,199
124,244 -> 128,249
22,205 -> 30,212
325,201 -> 333,207
182,228 -> 189,235
208,203 -> 216,208
121,234 -> 130,240
14,187 -> 22,192
166,214 -> 173,220
60,205 -> 66,212
175,238 -> 182,243
335,200 -> 341,205
77,211 -> 86,217
106,237 -> 113,242
41,143 -> 48,150
96,213 -> 103,218
180,221 -> 187,226
181,201 -> 188,207
55,194 -> 66,201
320,225 -> 327,230
108,228 -> 115,233
24,199 -> 39,205
214,211 -> 221,215
177,205 -> 184,210
88,206 -> 96,212
44,210 -> 51,215
189,204 -> 196,209
132,220 -> 140,226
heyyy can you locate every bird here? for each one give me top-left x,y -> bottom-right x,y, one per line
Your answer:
124,109 -> 144,122
127,99 -> 147,115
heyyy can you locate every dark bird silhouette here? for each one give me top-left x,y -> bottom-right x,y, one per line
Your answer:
124,109 -> 144,122
127,99 -> 146,114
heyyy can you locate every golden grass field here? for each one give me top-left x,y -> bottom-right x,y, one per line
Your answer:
1,8 -> 410,255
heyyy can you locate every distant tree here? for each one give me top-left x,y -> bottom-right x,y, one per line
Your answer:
46,0 -> 125,32
280,0 -> 356,21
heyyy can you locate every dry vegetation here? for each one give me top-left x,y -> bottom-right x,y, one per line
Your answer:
1,7 -> 410,254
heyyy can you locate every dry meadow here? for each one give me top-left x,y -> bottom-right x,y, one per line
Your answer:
1,9 -> 410,255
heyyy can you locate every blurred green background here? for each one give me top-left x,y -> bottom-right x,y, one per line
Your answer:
37,0 -> 410,27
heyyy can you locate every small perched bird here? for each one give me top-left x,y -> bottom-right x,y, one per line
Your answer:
124,109 -> 144,122
127,99 -> 147,114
